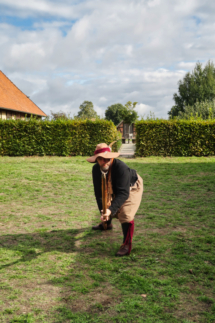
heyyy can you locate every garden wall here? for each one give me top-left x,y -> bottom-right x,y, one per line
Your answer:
135,120 -> 215,156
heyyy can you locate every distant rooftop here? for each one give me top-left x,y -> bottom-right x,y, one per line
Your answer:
0,71 -> 47,117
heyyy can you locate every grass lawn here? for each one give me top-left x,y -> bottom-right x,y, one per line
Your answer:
0,156 -> 215,323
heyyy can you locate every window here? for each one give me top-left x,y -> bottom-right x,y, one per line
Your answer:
6,111 -> 12,119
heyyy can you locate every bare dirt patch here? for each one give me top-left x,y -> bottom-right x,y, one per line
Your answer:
173,293 -> 212,323
1,279 -> 63,314
60,284 -> 121,315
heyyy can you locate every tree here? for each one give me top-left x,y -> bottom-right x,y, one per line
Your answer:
75,101 -> 99,120
50,110 -> 70,120
123,101 -> 138,124
105,103 -> 127,125
105,101 -> 138,125
168,61 -> 215,118
176,99 -> 215,120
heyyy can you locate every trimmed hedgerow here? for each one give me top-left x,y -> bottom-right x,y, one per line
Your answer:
135,120 -> 215,156
0,119 -> 119,156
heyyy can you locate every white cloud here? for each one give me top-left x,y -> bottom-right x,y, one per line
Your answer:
0,0 -> 215,118
99,97 -> 107,102
136,103 -> 154,117
0,0 -> 77,18
177,61 -> 196,71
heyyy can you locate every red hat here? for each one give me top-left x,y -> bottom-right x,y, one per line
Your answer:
87,142 -> 119,163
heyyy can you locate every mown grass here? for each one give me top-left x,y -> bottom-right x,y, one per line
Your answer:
0,156 -> 215,323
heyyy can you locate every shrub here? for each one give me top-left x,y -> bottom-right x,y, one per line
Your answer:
0,119 -> 118,156
135,120 -> 215,156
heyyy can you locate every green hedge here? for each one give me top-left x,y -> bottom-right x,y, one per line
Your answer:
0,119 -> 119,156
135,120 -> 215,156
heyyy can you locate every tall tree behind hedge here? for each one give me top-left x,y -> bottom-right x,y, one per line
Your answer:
75,101 -> 99,119
168,61 -> 215,118
177,99 -> 215,120
50,110 -> 70,120
123,101 -> 138,124
105,103 -> 127,125
105,101 -> 138,125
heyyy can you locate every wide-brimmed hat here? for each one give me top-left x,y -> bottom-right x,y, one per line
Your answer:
87,142 -> 120,163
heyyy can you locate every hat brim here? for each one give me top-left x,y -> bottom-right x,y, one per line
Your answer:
87,151 -> 120,163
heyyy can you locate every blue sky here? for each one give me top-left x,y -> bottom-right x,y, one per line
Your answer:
0,0 -> 214,118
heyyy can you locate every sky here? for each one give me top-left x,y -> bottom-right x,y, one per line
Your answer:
0,0 -> 215,119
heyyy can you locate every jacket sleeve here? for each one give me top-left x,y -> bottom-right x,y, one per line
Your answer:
109,163 -> 130,216
92,165 -> 102,213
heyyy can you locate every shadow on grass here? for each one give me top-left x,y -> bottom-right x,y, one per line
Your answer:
0,227 -> 116,270
0,227 -> 129,322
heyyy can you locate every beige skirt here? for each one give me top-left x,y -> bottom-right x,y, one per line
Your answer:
115,174 -> 143,223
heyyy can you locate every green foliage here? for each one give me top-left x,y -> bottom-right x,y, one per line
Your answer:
140,111 -> 158,120
50,110 -> 71,120
0,119 -> 118,156
177,99 -> 215,120
75,101 -> 99,120
116,131 -> 122,151
169,60 -> 215,118
135,119 -> 215,156
105,103 -> 127,125
122,101 -> 139,124
105,101 -> 138,125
